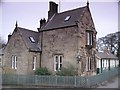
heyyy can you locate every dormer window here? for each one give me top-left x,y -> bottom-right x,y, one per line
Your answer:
64,16 -> 71,21
86,31 -> 93,47
29,37 -> 35,43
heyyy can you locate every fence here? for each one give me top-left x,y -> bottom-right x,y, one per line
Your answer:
1,67 -> 120,88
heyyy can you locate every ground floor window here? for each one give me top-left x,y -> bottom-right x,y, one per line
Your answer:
11,55 -> 17,69
32,56 -> 37,70
54,55 -> 63,71
86,57 -> 92,71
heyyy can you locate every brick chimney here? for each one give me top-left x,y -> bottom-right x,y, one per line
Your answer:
48,1 -> 58,20
37,18 -> 46,32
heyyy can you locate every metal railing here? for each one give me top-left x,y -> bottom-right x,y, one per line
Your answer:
1,67 -> 119,88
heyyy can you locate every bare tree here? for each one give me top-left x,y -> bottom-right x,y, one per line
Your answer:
97,32 -> 119,55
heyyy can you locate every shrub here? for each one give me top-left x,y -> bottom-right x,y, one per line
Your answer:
35,67 -> 51,75
56,65 -> 77,76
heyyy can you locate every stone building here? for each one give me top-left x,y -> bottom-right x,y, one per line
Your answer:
3,1 -> 97,76
3,25 -> 41,75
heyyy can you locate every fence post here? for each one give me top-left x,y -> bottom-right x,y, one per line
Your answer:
55,75 -> 57,86
86,77 -> 90,88
74,76 -> 76,87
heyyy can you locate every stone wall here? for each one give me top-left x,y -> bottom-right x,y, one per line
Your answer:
41,26 -> 79,73
3,29 -> 40,75
40,7 -> 97,76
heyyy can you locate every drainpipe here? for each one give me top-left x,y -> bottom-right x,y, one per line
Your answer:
101,59 -> 102,73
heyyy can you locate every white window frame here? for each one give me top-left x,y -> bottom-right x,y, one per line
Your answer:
11,55 -> 17,69
33,56 -> 37,70
86,31 -> 93,46
87,32 -> 90,45
86,57 -> 91,71
54,55 -> 63,71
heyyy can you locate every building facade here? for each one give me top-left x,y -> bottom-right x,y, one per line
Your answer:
3,1 -> 97,76
96,51 -> 119,74
3,27 -> 41,75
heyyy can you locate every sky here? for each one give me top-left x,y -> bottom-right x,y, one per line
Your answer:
0,0 -> 119,42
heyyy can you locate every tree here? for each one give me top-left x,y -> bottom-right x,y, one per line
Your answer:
97,32 -> 119,55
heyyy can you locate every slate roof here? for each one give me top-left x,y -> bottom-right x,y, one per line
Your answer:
42,6 -> 87,30
17,27 -> 41,52
96,52 -> 118,59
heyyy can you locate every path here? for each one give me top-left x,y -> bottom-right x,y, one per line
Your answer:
97,75 -> 119,88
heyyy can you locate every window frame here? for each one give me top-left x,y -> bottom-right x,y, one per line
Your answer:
64,16 -> 71,21
86,30 -> 94,47
54,55 -> 63,71
32,56 -> 37,70
11,55 -> 17,69
29,36 -> 35,43
86,57 -> 92,71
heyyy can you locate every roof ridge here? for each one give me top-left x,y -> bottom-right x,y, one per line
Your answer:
58,6 -> 87,15
17,27 -> 38,33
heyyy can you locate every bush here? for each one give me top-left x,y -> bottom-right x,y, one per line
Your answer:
35,67 -> 52,75
56,65 -> 77,76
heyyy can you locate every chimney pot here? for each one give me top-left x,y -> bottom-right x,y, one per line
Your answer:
40,18 -> 46,29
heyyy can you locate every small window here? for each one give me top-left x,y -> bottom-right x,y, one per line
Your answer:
33,56 -> 37,70
86,57 -> 91,71
54,55 -> 63,71
64,16 -> 71,21
29,37 -> 35,43
86,31 -> 93,46
11,55 -> 17,69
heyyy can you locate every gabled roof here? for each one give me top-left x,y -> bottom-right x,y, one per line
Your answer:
17,27 -> 41,52
42,6 -> 87,30
96,52 -> 118,59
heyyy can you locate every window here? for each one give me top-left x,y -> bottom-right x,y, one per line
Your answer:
29,37 -> 35,43
11,55 -> 17,69
86,57 -> 91,71
86,31 -> 93,46
64,16 -> 71,21
54,55 -> 63,71
33,56 -> 37,70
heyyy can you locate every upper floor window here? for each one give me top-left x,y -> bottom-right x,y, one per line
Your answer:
11,55 -> 17,69
29,37 -> 35,43
86,31 -> 93,46
64,16 -> 71,21
32,56 -> 37,70
54,55 -> 63,71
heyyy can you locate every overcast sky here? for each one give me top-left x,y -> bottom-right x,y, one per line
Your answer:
0,0 -> 119,42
